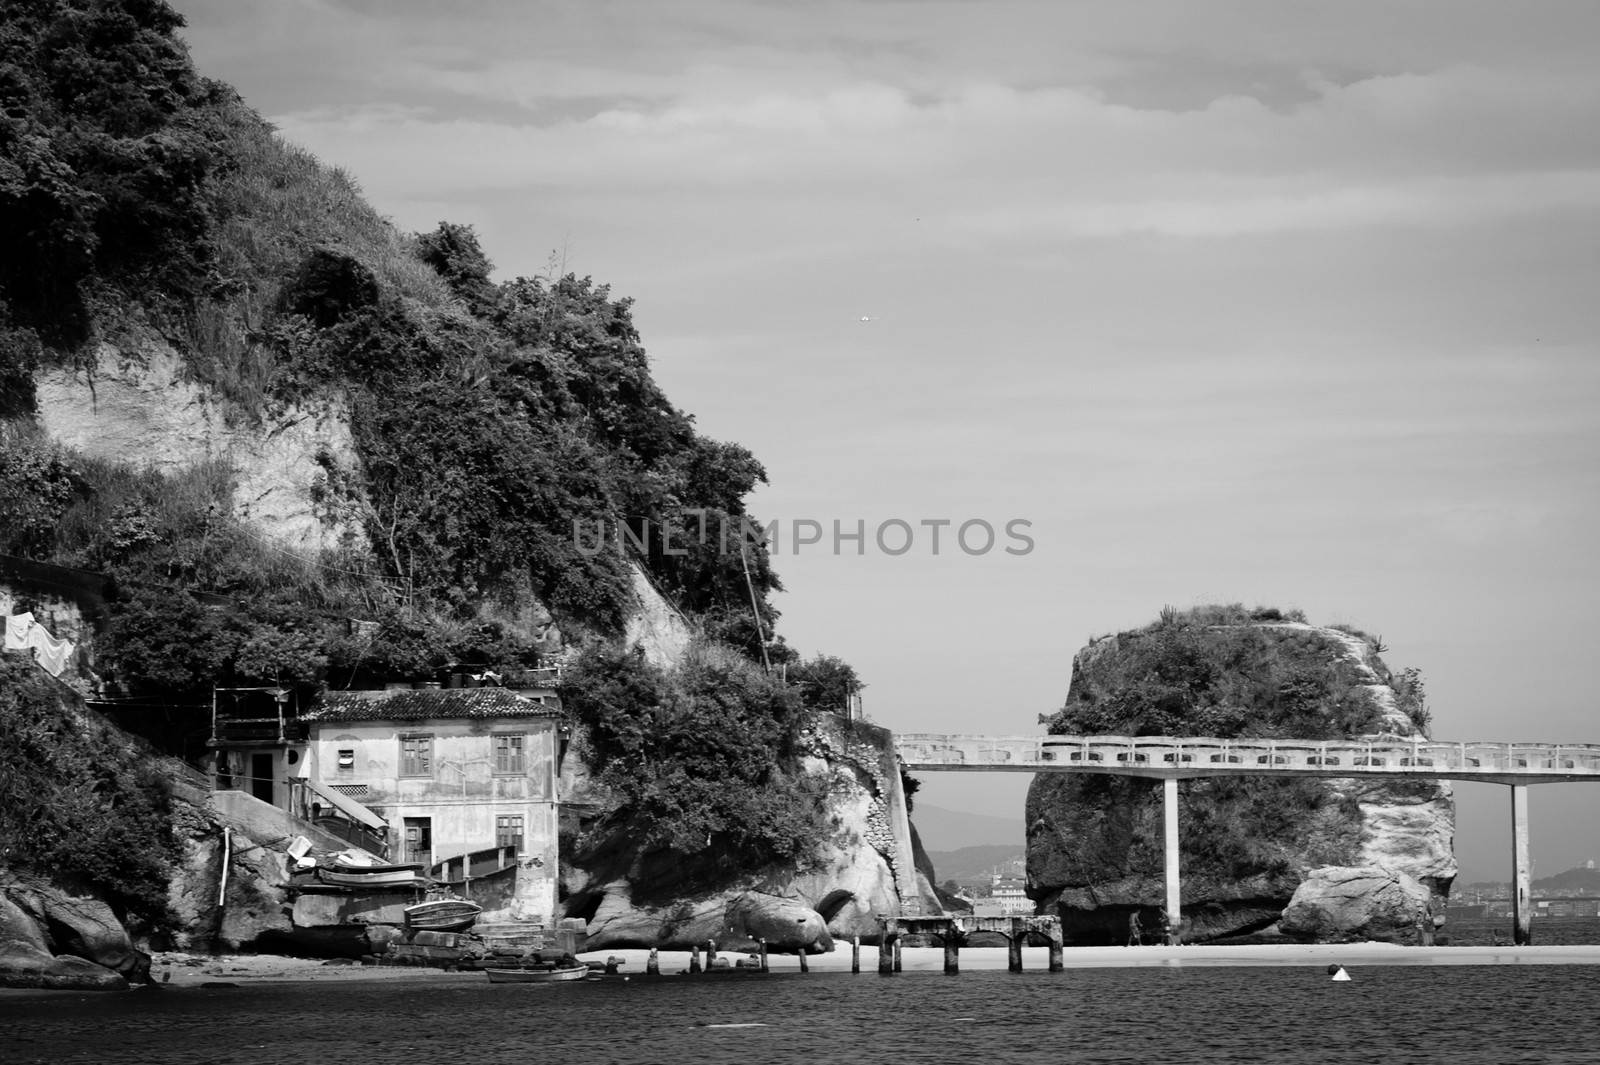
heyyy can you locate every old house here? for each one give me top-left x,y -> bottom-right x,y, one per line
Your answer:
298,687 -> 566,924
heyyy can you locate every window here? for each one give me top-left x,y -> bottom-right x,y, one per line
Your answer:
496,814 -> 524,852
493,733 -> 525,774
400,734 -> 433,777
336,748 -> 355,772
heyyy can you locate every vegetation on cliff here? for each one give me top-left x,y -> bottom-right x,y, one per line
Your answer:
0,657 -> 177,925
0,0 -> 795,698
560,643 -> 837,890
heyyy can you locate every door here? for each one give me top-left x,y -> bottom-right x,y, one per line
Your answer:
404,817 -> 432,869
250,753 -> 275,804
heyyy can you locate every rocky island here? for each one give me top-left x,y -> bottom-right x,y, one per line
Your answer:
1027,605 -> 1455,944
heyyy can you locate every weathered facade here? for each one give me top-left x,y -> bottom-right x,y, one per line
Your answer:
301,688 -> 565,923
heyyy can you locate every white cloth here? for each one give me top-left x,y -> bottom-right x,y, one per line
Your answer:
4,612 -> 35,651
23,622 -> 74,677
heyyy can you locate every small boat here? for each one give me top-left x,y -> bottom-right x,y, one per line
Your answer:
317,866 -> 428,888
484,965 -> 590,983
405,899 -> 482,932
329,858 -> 425,875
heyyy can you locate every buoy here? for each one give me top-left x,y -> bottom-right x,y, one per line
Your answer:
1328,964 -> 1351,981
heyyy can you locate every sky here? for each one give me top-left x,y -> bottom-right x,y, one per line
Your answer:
178,0 -> 1600,884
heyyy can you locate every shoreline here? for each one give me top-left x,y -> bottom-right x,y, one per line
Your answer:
99,942 -> 1600,988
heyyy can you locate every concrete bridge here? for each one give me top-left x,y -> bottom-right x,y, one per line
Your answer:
895,732 -> 1588,945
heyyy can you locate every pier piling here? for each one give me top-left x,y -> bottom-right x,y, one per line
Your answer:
1512,784 -> 1532,945
646,948 -> 659,976
851,935 -> 860,974
689,946 -> 702,974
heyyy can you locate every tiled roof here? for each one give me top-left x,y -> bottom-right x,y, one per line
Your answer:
304,688 -> 563,723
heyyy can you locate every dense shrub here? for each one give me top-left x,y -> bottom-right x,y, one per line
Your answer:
787,654 -> 864,715
0,0 -> 234,342
0,429 -> 85,556
0,655 -> 177,924
1046,611 -> 1386,740
560,643 -> 834,878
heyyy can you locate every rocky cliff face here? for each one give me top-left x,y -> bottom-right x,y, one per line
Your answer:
561,715 -> 931,950
1027,611 -> 1455,943
35,336 -> 364,553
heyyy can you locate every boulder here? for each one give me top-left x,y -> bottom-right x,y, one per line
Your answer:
724,893 -> 833,953
1280,866 -> 1432,942
0,893 -> 126,991
168,818 -> 293,950
6,882 -> 146,980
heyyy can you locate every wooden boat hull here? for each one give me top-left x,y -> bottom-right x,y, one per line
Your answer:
318,868 -> 428,888
484,965 -> 589,983
405,900 -> 482,932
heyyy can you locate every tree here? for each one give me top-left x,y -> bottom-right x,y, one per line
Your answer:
788,654 -> 863,714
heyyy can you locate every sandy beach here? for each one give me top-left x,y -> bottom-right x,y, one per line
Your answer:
142,942 -> 1600,987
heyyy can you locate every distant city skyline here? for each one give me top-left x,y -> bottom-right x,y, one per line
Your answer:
179,0 -> 1600,885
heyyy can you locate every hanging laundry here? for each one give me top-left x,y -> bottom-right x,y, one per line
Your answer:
4,612 -> 35,651
23,622 -> 75,677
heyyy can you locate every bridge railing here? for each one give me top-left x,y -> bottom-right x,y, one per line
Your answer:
893,734 -> 1600,777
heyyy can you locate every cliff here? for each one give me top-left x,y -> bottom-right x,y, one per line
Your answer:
1027,606 -> 1455,943
0,0 -> 887,972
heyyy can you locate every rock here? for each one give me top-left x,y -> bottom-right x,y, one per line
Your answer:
5,882 -> 145,980
566,716 -> 926,950
724,893 -> 833,952
624,565 -> 692,670
1028,613 -> 1458,943
1280,866 -> 1431,942
0,893 -> 126,991
166,803 -> 293,951
35,340 -> 364,554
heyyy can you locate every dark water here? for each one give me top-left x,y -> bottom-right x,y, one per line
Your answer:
1442,917 -> 1600,946
5,966 -> 1600,1065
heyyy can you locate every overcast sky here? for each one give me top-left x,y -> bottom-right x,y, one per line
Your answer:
179,0 -> 1600,883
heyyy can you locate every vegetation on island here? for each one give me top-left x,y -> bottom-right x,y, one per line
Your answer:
1,0 -> 868,902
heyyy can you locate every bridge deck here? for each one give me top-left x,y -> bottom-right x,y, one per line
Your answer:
895,734 -> 1600,784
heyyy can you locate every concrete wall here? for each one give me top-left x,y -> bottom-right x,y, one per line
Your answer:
308,717 -> 560,922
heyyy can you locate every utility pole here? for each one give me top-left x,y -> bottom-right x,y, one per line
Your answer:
737,537 -> 771,674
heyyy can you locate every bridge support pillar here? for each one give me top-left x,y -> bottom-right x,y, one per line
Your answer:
1163,777 -> 1181,939
1511,784 -> 1532,946
851,935 -> 860,974
943,928 -> 959,974
878,919 -> 897,974
1007,921 -> 1023,973
1048,926 -> 1064,973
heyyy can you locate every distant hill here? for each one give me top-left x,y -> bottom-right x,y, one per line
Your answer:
911,803 -> 1025,851
1536,866 -> 1600,892
922,844 -> 1026,887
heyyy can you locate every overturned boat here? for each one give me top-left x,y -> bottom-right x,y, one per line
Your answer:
404,899 -> 482,933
